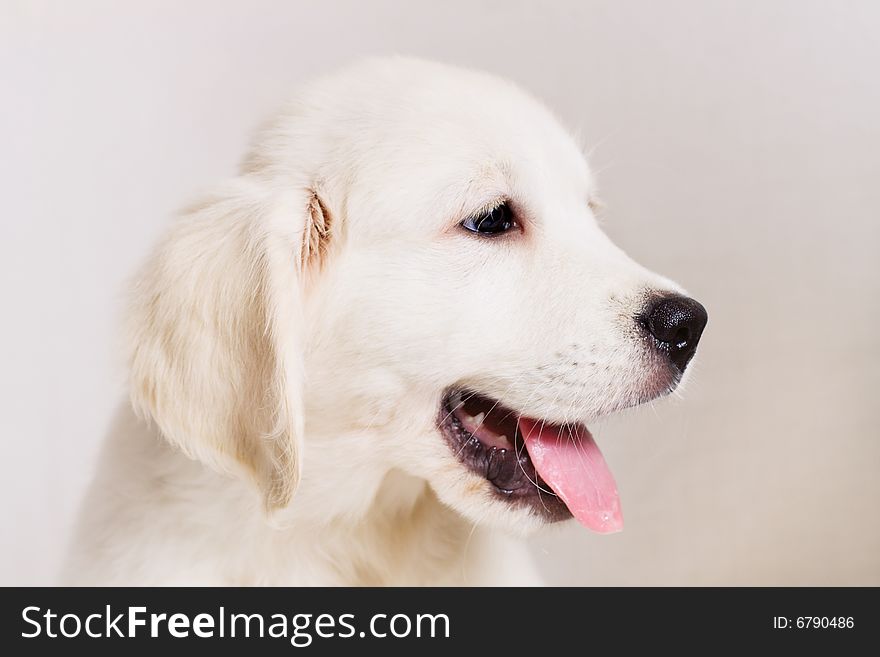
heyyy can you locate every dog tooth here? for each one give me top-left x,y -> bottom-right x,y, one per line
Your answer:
472,412 -> 485,425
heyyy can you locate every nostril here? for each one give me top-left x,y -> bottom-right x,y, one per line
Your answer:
640,294 -> 708,372
672,326 -> 690,349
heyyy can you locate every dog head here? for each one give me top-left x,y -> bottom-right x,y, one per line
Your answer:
128,58 -> 707,535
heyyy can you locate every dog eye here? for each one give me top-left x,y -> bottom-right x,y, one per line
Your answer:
460,202 -> 516,236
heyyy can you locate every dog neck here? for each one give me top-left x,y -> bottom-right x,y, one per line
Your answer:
79,405 -> 510,585
271,461 -> 475,585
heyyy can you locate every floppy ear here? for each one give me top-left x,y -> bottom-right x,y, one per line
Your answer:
126,177 -> 331,511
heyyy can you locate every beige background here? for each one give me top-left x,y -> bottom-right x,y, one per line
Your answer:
2,0 -> 878,585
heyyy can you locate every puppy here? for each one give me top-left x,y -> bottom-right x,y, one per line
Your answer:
64,57 -> 707,585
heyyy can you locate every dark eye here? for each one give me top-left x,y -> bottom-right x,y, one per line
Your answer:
460,202 -> 516,235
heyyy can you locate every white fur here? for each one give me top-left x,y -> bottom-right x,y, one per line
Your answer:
64,58 -> 685,585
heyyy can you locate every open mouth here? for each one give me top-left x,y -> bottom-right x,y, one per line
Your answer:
439,390 -> 623,533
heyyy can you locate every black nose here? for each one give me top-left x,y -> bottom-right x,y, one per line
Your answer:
640,295 -> 708,372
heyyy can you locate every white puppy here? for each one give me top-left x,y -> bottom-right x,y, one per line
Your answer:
64,57 -> 707,585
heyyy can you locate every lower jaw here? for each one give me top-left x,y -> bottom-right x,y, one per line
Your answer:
438,393 -> 572,523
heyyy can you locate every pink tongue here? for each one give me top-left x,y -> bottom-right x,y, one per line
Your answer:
518,417 -> 623,534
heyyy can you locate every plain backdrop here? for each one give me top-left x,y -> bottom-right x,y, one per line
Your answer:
2,0 -> 878,586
